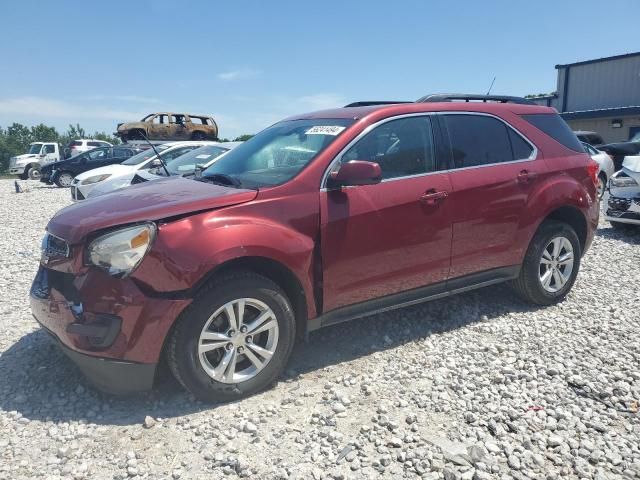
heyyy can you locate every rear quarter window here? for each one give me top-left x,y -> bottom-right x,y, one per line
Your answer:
521,114 -> 585,153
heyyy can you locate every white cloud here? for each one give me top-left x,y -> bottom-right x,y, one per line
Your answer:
296,93 -> 346,110
217,68 -> 261,81
83,95 -> 160,104
0,96 -> 146,122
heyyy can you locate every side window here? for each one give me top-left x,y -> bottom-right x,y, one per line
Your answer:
44,145 -> 56,154
508,129 -> 534,160
162,146 -> 199,162
171,114 -> 187,124
87,141 -> 100,147
88,149 -> 108,161
521,113 -> 584,152
444,115 -> 516,168
152,115 -> 167,124
342,116 -> 435,180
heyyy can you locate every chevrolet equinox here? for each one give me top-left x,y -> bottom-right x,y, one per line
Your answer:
31,94 -> 600,402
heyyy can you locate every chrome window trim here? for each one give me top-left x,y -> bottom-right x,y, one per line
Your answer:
320,111 -> 538,190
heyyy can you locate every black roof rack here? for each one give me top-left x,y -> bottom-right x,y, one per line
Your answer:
417,94 -> 535,105
343,101 -> 411,107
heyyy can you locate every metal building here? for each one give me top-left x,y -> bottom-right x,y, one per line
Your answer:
530,52 -> 640,143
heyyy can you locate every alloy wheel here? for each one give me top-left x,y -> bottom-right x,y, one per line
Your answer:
58,173 -> 74,187
539,236 -> 574,293
198,298 -> 279,384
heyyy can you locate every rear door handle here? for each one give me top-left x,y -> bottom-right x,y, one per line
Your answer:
517,169 -> 538,184
420,189 -> 448,206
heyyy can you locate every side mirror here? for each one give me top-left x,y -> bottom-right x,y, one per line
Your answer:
328,160 -> 382,188
194,163 -> 205,178
150,158 -> 162,168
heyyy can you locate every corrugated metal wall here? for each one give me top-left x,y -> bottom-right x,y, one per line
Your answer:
562,56 -> 640,112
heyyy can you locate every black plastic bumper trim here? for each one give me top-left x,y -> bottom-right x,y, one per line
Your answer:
39,321 -> 156,395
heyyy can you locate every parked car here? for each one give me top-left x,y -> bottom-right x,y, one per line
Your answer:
603,155 -> 640,229
575,130 -> 604,147
40,146 -> 140,187
597,131 -> 640,170
116,113 -> 218,142
9,142 -> 63,179
30,94 -> 599,401
71,141 -> 220,201
68,139 -> 112,158
582,142 -> 614,199
84,142 -> 241,200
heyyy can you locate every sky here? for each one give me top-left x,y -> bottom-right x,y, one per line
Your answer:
1,0 -> 639,139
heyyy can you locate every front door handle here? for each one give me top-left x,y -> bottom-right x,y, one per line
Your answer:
420,189 -> 448,206
517,169 -> 538,184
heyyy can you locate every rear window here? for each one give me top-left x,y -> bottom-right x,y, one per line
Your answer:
521,114 -> 584,153
70,141 -> 82,147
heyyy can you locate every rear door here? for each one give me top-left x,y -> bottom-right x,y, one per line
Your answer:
320,115 -> 453,312
441,113 -> 540,279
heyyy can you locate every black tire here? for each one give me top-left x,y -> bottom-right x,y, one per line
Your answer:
19,171 -> 29,180
610,221 -> 632,231
191,131 -> 206,140
27,167 -> 41,180
510,220 -> 581,305
597,173 -> 607,200
129,130 -> 145,141
54,171 -> 74,188
167,271 -> 296,402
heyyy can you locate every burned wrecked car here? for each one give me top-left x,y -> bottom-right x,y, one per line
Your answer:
116,113 -> 218,142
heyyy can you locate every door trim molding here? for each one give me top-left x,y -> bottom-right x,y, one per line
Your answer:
307,265 -> 520,332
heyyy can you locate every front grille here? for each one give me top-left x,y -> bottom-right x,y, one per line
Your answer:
41,232 -> 70,259
608,197 -> 631,212
70,186 -> 85,201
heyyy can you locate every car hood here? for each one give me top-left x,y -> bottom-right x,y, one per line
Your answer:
599,141 -> 640,154
14,154 -> 38,161
47,176 -> 258,244
118,121 -> 145,131
75,164 -> 138,181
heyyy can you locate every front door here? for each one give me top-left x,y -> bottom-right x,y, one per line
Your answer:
320,115 -> 453,312
440,113 -> 541,278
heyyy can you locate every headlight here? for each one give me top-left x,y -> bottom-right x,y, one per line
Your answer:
610,173 -> 639,188
87,223 -> 156,277
82,174 -> 111,185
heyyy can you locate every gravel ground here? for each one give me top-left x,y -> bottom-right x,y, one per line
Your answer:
1,178 -> 639,480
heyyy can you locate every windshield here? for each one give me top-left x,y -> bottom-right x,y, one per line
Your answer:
121,145 -> 170,165
201,119 -> 354,188
166,145 -> 229,175
631,132 -> 640,143
28,143 -> 43,155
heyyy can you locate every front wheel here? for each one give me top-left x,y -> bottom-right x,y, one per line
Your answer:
511,220 -> 581,305
167,272 -> 296,402
27,167 -> 41,180
54,172 -> 74,187
597,173 -> 607,199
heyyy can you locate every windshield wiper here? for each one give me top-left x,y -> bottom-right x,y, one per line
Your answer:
199,173 -> 242,188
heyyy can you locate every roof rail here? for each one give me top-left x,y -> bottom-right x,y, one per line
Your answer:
343,101 -> 411,107
417,94 -> 535,105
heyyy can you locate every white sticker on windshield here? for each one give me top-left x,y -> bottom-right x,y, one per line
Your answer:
305,126 -> 346,136
195,154 -> 212,159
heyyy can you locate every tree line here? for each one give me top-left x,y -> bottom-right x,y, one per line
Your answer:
0,123 -> 255,173
0,123 -> 120,172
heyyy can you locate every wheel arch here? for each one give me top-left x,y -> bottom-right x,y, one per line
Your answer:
539,205 -> 589,254
200,256 -> 309,341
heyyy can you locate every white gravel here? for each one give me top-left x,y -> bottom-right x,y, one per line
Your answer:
1,178 -> 639,480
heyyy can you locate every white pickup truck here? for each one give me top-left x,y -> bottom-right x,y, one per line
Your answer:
9,142 -> 63,180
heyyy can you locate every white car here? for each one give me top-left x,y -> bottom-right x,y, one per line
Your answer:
86,142 -> 241,199
582,142 -> 614,199
68,139 -> 112,157
71,141 -> 219,201
603,155 -> 640,229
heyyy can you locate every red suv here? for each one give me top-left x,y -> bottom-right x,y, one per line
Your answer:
31,94 -> 599,402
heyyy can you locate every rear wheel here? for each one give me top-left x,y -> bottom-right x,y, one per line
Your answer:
167,272 -> 295,402
54,172 -> 74,187
597,173 -> 607,199
511,220 -> 581,305
191,131 -> 206,140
